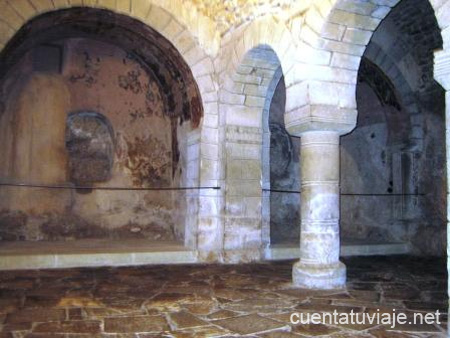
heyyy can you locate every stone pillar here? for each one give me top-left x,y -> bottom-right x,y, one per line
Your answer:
292,131 -> 346,289
434,49 -> 450,332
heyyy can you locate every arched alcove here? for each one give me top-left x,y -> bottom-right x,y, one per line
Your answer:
341,0 -> 446,256
0,8 -> 203,249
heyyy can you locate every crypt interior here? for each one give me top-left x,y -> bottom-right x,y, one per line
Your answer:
0,0 -> 449,336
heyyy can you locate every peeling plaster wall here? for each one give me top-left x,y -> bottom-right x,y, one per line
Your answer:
0,38 -> 190,242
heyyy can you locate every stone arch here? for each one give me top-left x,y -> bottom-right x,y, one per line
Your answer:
0,4 -> 216,124
219,16 -> 299,116
0,0 -> 219,55
361,50 -> 416,150
300,0 -> 447,113
291,0 -> 401,137
0,4 -> 217,250
338,0 -> 446,257
0,3 -> 219,159
221,42 -> 295,262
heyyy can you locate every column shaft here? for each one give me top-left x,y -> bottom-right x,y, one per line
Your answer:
293,131 -> 346,289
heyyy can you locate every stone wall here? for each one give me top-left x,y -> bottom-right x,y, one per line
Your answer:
341,82 -> 405,244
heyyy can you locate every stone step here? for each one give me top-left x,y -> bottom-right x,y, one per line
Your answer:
265,242 -> 412,261
0,239 -> 197,270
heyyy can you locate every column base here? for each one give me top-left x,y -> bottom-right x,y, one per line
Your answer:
292,260 -> 346,290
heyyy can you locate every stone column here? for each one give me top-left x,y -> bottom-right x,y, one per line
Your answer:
292,131 -> 346,289
434,49 -> 450,330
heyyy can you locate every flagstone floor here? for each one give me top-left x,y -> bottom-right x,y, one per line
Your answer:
0,255 -> 447,337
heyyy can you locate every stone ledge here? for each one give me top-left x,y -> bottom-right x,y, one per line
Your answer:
0,240 -> 197,270
264,242 -> 412,260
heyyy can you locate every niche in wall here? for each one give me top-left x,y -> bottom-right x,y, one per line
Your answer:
66,111 -> 115,186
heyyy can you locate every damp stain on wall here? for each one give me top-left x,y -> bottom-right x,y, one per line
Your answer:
124,135 -> 171,187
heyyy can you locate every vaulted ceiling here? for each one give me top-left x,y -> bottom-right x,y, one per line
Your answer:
189,0 -> 309,35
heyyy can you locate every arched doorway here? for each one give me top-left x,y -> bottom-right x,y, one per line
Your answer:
221,44 -> 301,262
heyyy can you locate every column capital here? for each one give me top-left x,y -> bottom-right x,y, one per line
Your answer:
300,130 -> 341,144
435,49 -> 450,91
285,104 -> 357,137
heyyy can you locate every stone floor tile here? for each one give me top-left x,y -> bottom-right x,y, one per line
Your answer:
328,332 -> 375,337
145,293 -> 198,312
167,326 -> 231,337
212,313 -> 289,335
67,308 -> 84,320
346,282 -> 379,291
295,303 -> 364,314
84,306 -> 145,318
168,311 -> 209,330
310,292 -> 351,300
369,327 -> 427,337
24,334 -> 67,338
32,320 -> 102,333
382,284 -> 421,301
213,288 -> 249,301
291,323 -> 341,336
0,334 -> 13,338
57,296 -> 103,308
0,298 -> 21,315
104,315 -> 170,333
404,301 -> 447,313
100,297 -> 147,310
1,321 -> 33,332
0,279 -> 35,290
276,289 -> 338,300
162,287 -> 212,297
335,322 -> 379,331
6,308 -> 66,324
364,306 -> 400,315
382,322 -> 441,333
348,290 -> 381,302
332,298 -> 380,307
182,301 -> 217,316
221,298 -> 297,313
259,330 -> 304,337
205,309 -> 239,320
265,312 -> 297,324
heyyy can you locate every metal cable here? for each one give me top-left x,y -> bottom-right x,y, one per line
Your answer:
262,189 -> 425,196
0,182 -> 220,191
